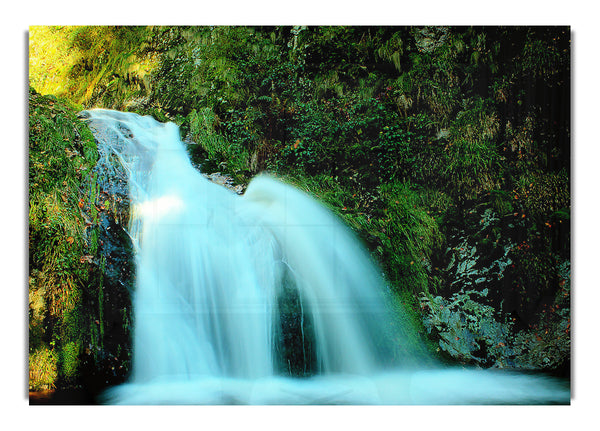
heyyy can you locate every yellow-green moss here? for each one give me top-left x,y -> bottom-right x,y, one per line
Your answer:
29,348 -> 58,391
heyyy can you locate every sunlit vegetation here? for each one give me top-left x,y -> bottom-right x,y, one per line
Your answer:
29,88 -> 132,392
29,87 -> 95,389
29,347 -> 58,391
29,26 -> 158,107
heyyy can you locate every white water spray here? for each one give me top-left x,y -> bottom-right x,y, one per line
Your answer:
83,109 -> 569,404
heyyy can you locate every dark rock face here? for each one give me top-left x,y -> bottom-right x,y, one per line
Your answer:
92,136 -> 134,295
77,127 -> 135,396
420,199 -> 570,373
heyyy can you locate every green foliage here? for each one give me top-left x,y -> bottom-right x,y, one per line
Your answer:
520,29 -> 569,81
30,26 -> 158,108
375,182 -> 444,293
443,98 -> 501,199
515,170 -> 570,221
28,87 -> 123,391
184,107 -> 250,176
60,341 -> 81,382
29,88 -> 84,388
277,98 -> 434,189
29,88 -> 98,310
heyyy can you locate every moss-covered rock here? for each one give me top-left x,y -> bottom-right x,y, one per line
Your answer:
28,87 -> 133,397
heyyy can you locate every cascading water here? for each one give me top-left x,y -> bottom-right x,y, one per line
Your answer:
83,109 -> 569,404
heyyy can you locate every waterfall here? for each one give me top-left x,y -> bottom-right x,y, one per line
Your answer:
83,109 -> 569,404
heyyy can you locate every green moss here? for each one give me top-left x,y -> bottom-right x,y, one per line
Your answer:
60,341 -> 80,382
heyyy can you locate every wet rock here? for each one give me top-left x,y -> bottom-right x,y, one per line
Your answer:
75,125 -> 136,392
203,171 -> 246,195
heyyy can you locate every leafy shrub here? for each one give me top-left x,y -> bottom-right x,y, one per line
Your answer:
489,189 -> 514,217
277,97 -> 434,189
29,89 -> 98,320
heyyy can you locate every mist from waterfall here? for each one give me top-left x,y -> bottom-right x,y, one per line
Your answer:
83,109 -> 569,405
